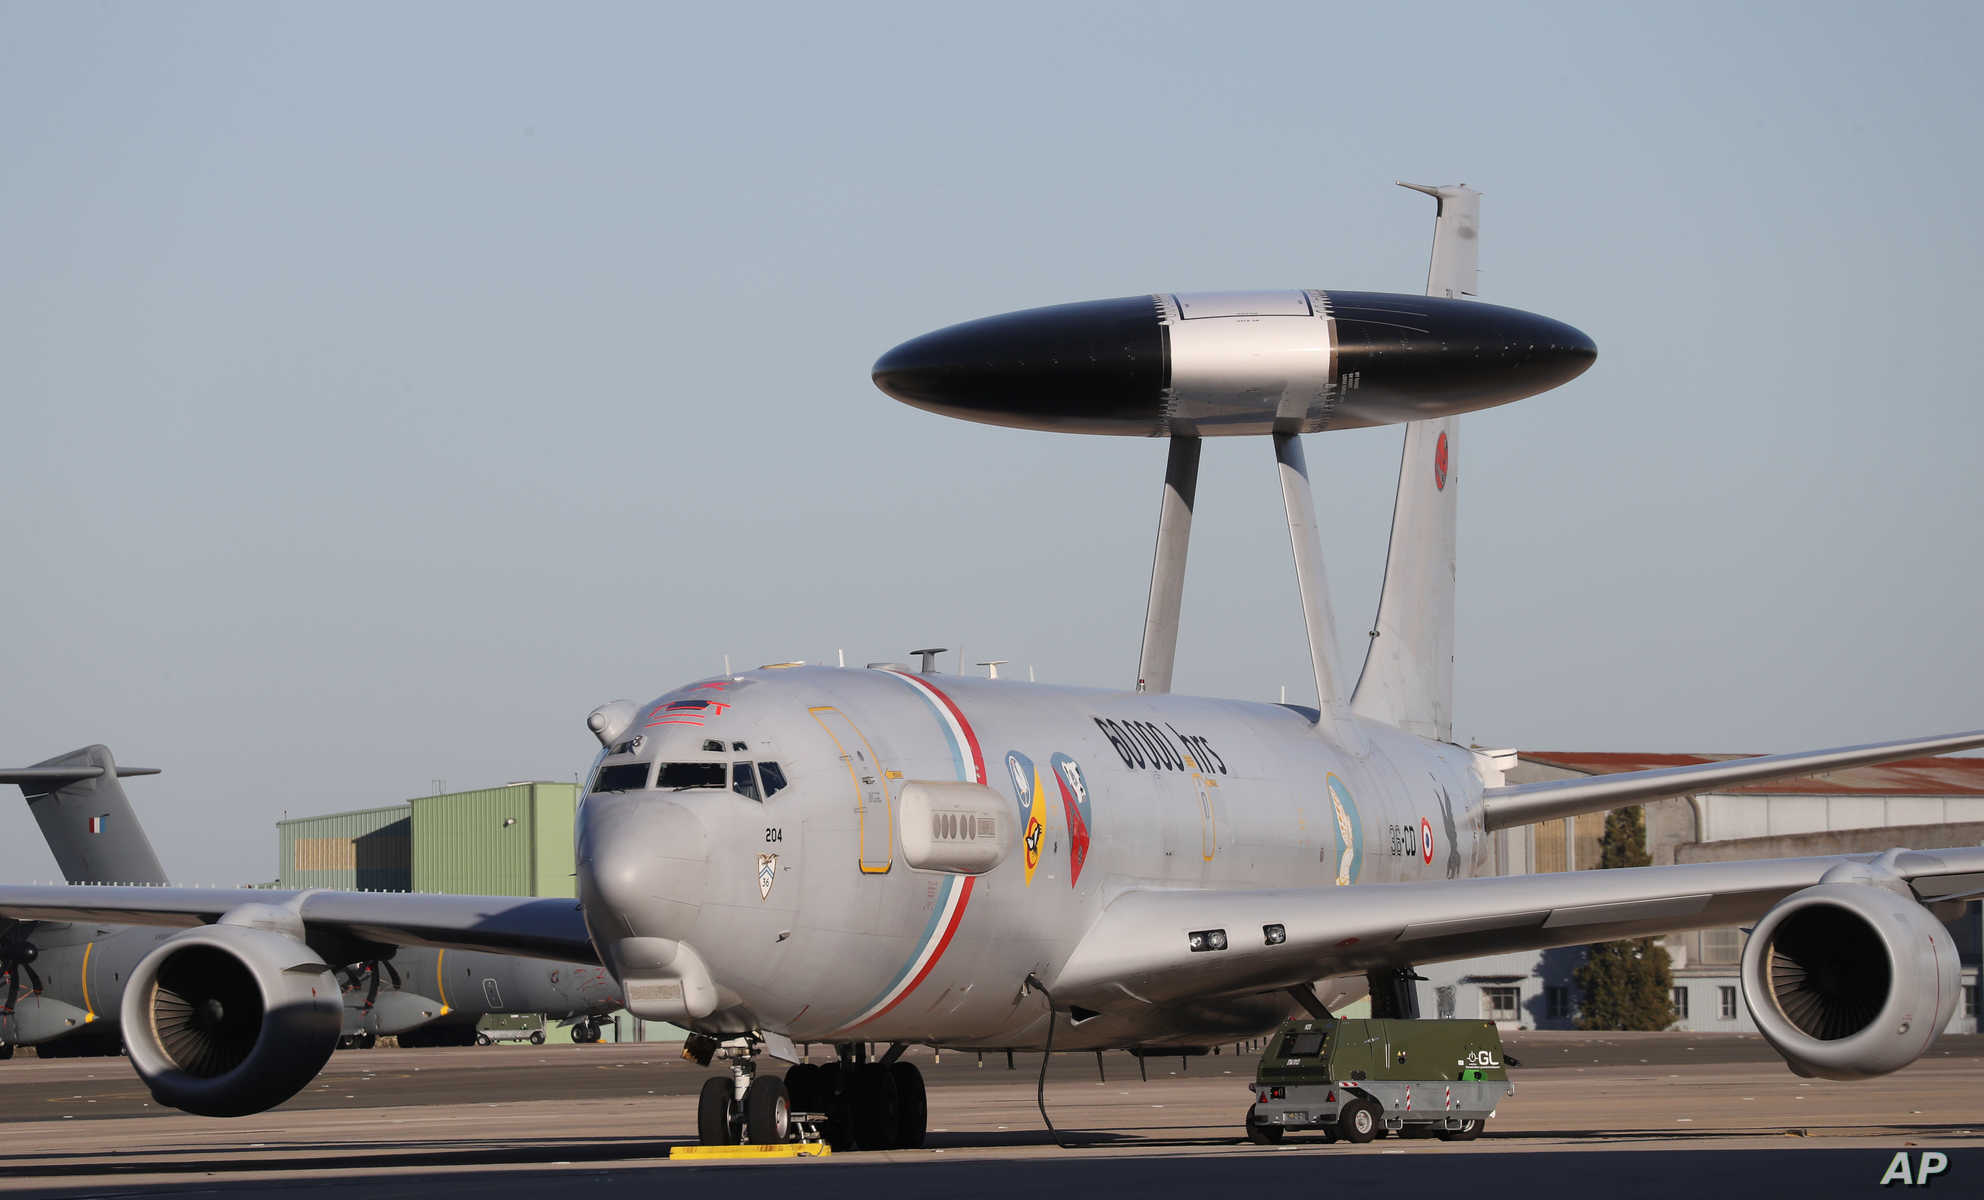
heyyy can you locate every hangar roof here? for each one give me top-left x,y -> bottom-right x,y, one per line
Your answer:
1518,751 -> 1984,797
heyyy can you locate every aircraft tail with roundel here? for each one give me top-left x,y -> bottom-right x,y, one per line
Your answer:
0,745 -> 168,886
1349,183 -> 1477,743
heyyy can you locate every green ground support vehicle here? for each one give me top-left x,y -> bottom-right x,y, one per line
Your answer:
1244,1017 -> 1514,1145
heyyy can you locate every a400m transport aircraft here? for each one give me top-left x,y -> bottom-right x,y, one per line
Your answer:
2,184 -> 1980,1150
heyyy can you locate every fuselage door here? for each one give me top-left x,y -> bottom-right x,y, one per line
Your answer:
810,706 -> 893,874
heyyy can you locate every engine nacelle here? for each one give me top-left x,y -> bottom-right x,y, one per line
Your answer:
1740,878 -> 1961,1081
120,924 -> 342,1117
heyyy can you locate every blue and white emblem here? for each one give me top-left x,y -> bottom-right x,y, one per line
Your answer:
1326,773 -> 1361,886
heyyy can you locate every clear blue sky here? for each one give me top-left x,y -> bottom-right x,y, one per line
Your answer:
3,2 -> 1979,884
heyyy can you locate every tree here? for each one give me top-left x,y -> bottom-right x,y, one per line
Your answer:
1572,806 -> 1679,1030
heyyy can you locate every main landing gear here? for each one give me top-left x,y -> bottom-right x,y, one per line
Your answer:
691,1039 -> 927,1151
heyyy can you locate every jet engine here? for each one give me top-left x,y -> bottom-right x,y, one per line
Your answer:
1740,872 -> 1961,1081
120,922 -> 342,1117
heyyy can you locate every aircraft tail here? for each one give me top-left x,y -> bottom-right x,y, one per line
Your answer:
1348,184 -> 1478,743
0,745 -> 169,885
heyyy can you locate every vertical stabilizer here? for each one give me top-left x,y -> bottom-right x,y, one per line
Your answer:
2,745 -> 169,885
1348,184 -> 1477,742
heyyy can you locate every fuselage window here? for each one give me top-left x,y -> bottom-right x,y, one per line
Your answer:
732,762 -> 762,802
655,762 -> 726,791
758,761 -> 788,799
591,762 -> 653,793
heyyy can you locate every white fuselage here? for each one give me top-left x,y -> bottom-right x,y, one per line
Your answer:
575,666 -> 1489,1050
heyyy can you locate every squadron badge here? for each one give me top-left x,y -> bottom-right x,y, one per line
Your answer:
1326,773 -> 1362,886
1050,753 -> 1093,887
757,853 -> 778,900
1005,750 -> 1047,886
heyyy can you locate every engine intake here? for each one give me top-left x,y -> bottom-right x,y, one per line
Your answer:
121,925 -> 342,1117
1740,878 -> 1960,1081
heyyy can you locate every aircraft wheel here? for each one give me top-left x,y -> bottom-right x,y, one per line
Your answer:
1439,1117 -> 1483,1141
745,1075 -> 792,1144
0,1043 -> 13,1060
1245,1110 -> 1285,1144
697,1076 -> 737,1145
890,1061 -> 927,1149
530,1030 -> 545,1045
475,1033 -> 493,1046
852,1062 -> 900,1149
1339,1098 -> 1380,1144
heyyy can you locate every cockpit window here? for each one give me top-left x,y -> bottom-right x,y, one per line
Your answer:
758,762 -> 787,799
591,762 -> 652,793
732,762 -> 761,802
655,762 -> 726,791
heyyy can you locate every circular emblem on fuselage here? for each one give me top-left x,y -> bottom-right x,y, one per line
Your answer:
1326,773 -> 1361,886
1434,431 -> 1449,491
1420,816 -> 1435,865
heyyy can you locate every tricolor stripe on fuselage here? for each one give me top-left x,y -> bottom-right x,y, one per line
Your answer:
841,671 -> 984,1029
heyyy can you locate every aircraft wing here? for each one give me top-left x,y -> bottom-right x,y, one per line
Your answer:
0,885 -> 597,964
1049,846 -> 1984,1011
1479,729 -> 1984,831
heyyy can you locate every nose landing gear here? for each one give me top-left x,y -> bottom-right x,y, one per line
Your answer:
691,1039 -> 927,1150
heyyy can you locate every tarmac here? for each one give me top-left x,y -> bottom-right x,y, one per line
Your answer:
2,1032 -> 1979,1198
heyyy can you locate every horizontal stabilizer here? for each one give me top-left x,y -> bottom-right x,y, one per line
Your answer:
1481,730 -> 1984,832
0,766 -> 160,784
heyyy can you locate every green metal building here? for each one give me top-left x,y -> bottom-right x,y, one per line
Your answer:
410,782 -> 578,897
276,783 -> 578,897
277,804 -> 412,891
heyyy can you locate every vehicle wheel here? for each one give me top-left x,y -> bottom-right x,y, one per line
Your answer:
784,1063 -> 820,1113
852,1062 -> 900,1149
1439,1117 -> 1483,1141
475,1033 -> 493,1046
745,1075 -> 792,1144
890,1061 -> 927,1149
697,1076 -> 737,1145
530,1030 -> 545,1045
1339,1098 -> 1380,1144
1319,1125 -> 1339,1144
1245,1110 -> 1285,1145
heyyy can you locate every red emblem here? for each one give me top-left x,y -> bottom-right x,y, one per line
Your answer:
1420,817 -> 1435,865
1434,431 -> 1449,491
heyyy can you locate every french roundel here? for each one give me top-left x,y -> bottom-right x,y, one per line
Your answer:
1419,817 -> 1434,865
1434,431 -> 1449,491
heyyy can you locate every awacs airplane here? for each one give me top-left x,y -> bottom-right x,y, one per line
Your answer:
0,745 -> 619,1059
2,185 -> 1980,1147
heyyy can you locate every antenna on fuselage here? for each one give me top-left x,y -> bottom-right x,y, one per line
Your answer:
977,659 -> 1008,679
911,647 -> 946,675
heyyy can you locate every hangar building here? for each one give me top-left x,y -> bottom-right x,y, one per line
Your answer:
1422,752 -> 1984,1034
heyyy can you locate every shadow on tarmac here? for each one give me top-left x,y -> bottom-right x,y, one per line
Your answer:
12,1146 -> 1978,1200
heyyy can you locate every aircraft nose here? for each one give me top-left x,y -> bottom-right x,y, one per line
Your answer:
576,793 -> 708,943
1324,291 -> 1597,426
